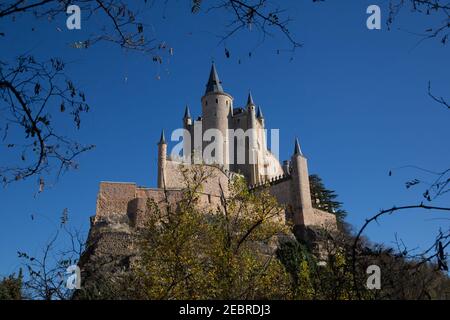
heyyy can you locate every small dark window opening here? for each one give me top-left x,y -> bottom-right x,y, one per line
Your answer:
215,98 -> 218,103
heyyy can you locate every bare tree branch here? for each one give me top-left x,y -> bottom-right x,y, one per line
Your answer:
388,0 -> 450,45
351,204 -> 450,299
428,81 -> 450,109
0,56 -> 94,186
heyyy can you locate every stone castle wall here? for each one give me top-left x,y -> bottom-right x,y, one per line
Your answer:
93,164 -> 335,233
93,164 -> 235,229
163,160 -> 232,198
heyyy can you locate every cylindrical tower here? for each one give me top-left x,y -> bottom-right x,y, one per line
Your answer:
201,63 -> 233,169
291,138 -> 313,226
182,105 -> 192,163
247,92 -> 259,184
157,130 -> 167,188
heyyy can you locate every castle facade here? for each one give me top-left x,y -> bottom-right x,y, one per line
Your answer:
92,64 -> 336,235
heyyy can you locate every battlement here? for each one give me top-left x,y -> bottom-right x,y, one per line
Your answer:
248,173 -> 292,190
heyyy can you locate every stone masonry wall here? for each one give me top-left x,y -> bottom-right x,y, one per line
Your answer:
303,208 -> 337,231
80,165 -> 337,294
94,165 -> 336,235
94,182 -> 137,223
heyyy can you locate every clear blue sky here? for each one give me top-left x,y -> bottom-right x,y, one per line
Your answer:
1,1 -> 449,276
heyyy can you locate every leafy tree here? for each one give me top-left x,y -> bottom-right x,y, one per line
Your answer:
278,230 -> 450,300
276,240 -> 316,299
72,164 -> 450,300
132,165 -> 293,299
309,174 -> 347,223
0,270 -> 23,300
277,236 -> 360,300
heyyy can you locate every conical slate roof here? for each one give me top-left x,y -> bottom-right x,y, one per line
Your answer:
257,106 -> 264,118
247,92 -> 255,106
205,63 -> 224,94
294,138 -> 303,156
158,129 -> 166,145
184,105 -> 191,119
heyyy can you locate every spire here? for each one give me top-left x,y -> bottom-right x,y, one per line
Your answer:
257,106 -> 264,118
294,138 -> 303,156
205,63 -> 224,94
183,105 -> 191,119
158,129 -> 166,145
247,91 -> 255,106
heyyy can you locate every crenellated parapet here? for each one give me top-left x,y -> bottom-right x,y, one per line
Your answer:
248,173 -> 292,191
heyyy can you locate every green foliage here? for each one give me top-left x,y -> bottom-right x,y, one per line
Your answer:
126,167 -> 450,300
75,166 -> 450,300
310,174 -> 347,222
277,240 -> 316,299
0,269 -> 23,300
134,165 -> 292,299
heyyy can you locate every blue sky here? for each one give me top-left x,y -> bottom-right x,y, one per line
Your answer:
1,1 -> 449,276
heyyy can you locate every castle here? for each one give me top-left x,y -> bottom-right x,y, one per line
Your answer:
90,64 -> 336,234
77,64 -> 337,294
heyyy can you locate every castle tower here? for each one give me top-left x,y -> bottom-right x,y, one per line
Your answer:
182,105 -> 192,162
183,105 -> 192,126
201,63 -> 233,169
256,105 -> 267,167
257,106 -> 264,127
157,130 -> 167,188
246,92 -> 259,185
291,138 -> 313,225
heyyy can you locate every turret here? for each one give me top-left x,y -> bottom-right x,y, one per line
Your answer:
157,130 -> 167,188
256,105 -> 266,156
247,91 -> 259,184
201,63 -> 233,169
183,105 -> 192,162
256,105 -> 263,118
291,138 -> 313,225
257,106 -> 264,127
247,91 -> 255,107
183,105 -> 192,126
246,92 -> 257,138
294,138 -> 302,156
